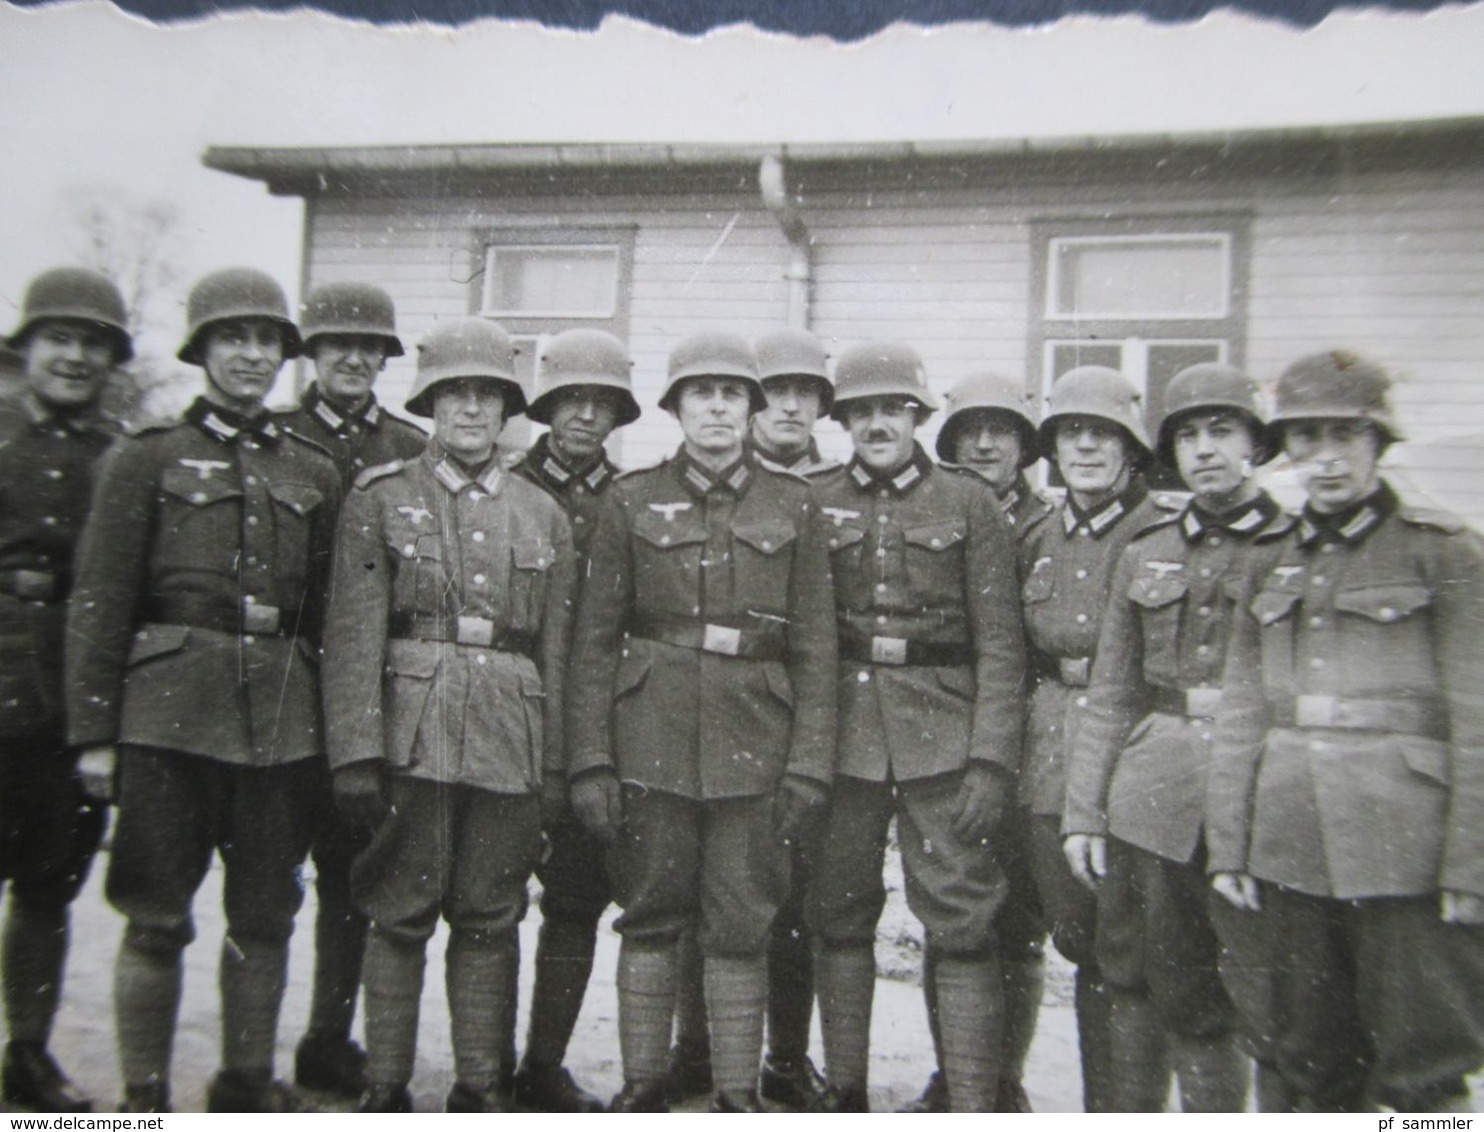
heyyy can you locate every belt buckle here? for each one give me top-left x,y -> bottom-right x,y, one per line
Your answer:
11,570 -> 55,602
871,636 -> 908,665
242,598 -> 280,635
1185,688 -> 1222,718
1059,657 -> 1091,686
702,624 -> 741,656
457,616 -> 495,648
1295,694 -> 1336,728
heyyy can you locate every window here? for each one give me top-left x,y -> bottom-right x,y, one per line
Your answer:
482,246 -> 621,319
1029,216 -> 1250,446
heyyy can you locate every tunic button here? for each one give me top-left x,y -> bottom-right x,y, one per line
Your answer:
1209,535 -> 1222,547
246,515 -> 259,526
876,614 -> 888,625
476,654 -> 487,666
246,475 -> 258,486
762,541 -> 772,550
44,469 -> 61,480
877,514 -> 888,524
829,539 -> 839,549
574,516 -> 585,525
1199,568 -> 1212,578
1320,543 -> 1336,555
472,531 -> 485,542
875,583 -> 887,593
1198,606 -> 1211,617
41,516 -> 56,526
1197,644 -> 1210,655
857,670 -> 870,684
931,538 -> 942,548
876,549 -> 887,559
1312,576 -> 1326,587
1379,607 -> 1397,621
403,544 -> 416,558
1075,569 -> 1088,580
243,635 -> 255,645
473,574 -> 487,585
1076,695 -> 1088,708
192,492 -> 207,504
1311,739 -> 1326,752
1075,613 -> 1088,624
246,556 -> 258,567
1309,616 -> 1324,628
660,535 -> 671,546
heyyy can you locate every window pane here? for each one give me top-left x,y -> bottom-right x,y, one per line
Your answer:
485,247 -> 619,317
1051,341 -> 1122,380
1146,342 -> 1224,426
1051,237 -> 1228,318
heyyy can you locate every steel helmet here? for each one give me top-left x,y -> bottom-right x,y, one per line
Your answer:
935,371 -> 1040,466
1269,350 -> 1404,446
1039,365 -> 1152,464
405,317 -> 526,420
829,341 -> 939,422
659,330 -> 765,414
1156,362 -> 1275,467
299,281 -> 404,358
6,267 -> 133,364
526,328 -> 640,427
177,267 -> 302,365
756,328 -> 833,414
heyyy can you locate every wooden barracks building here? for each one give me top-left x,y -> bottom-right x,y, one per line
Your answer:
205,116 -> 1484,524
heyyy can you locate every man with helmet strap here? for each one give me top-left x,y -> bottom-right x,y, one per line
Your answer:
0,268 -> 131,1112
322,316 -> 575,1114
804,342 -> 1026,1113
1062,363 -> 1290,1111
1207,351 -> 1484,1113
1017,365 -> 1180,1112
508,328 -> 639,1113
566,330 -> 836,1113
899,370 -> 1053,1115
749,328 -> 839,478
273,280 -> 427,1101
68,267 -> 342,1113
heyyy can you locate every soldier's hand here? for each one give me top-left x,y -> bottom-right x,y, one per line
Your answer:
540,773 -> 569,828
76,744 -> 117,803
1441,890 -> 1484,926
950,762 -> 1011,846
333,761 -> 390,833
773,774 -> 828,845
1063,833 -> 1107,891
1211,871 -> 1262,912
571,770 -> 623,844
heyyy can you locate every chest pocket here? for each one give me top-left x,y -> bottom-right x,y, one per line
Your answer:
1250,589 -> 1300,626
509,537 -> 555,630
903,521 -> 966,594
631,510 -> 709,614
388,533 -> 445,612
160,466 -> 242,507
1130,575 -> 1188,680
1022,566 -> 1055,605
1129,575 -> 1188,610
1332,583 -> 1432,624
732,520 -> 798,613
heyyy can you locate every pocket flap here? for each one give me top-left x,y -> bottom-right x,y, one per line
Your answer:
1129,575 -> 1188,609
826,526 -> 866,552
518,669 -> 546,699
387,534 -> 442,562
1251,589 -> 1300,626
764,661 -> 794,708
268,482 -> 324,517
904,523 -> 965,552
1399,735 -> 1449,785
385,638 -> 439,679
1022,572 -> 1054,604
614,650 -> 651,697
632,512 -> 708,550
1222,575 -> 1248,603
936,665 -> 976,699
127,624 -> 190,665
512,538 -> 555,572
160,467 -> 242,505
1333,584 -> 1432,624
732,521 -> 797,556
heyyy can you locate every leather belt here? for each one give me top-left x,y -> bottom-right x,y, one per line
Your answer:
389,612 -> 537,656
0,569 -> 64,603
145,594 -> 298,637
838,627 -> 972,668
628,613 -> 786,661
1033,655 -> 1092,687
1268,694 -> 1445,739
1149,685 -> 1223,719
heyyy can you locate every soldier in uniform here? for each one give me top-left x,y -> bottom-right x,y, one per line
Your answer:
1207,351 -> 1484,1113
805,343 -> 1026,1113
274,280 -> 427,1100
509,328 -> 639,1113
0,268 -> 131,1113
67,267 -> 342,1113
566,331 -> 836,1113
897,371 -> 1052,1114
1062,364 -> 1290,1111
1017,365 -> 1178,1111
322,317 -> 573,1114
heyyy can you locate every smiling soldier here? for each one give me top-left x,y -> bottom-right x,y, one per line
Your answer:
67,267 -> 342,1113
1207,352 -> 1484,1113
0,268 -> 131,1113
322,317 -> 574,1114
1062,363 -> 1291,1111
566,331 -> 836,1113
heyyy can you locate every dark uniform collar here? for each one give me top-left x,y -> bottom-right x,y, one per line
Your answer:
1181,491 -> 1281,543
673,446 -> 752,500
426,442 -> 503,496
996,471 -> 1037,514
1063,477 -> 1148,538
1297,480 -> 1397,549
20,393 -> 103,435
750,435 -> 822,475
526,433 -> 615,495
303,383 -> 382,434
186,396 -> 281,447
846,442 -> 934,497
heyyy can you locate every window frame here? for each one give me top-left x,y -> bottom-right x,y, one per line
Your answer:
1044,232 -> 1235,322
468,225 -> 636,337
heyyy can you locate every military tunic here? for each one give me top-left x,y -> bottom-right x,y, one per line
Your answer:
1206,482 -> 1484,1109
566,448 -> 835,954
272,383 -> 426,485
0,396 -> 113,906
941,465 -> 1055,538
66,396 -> 342,954
806,448 -> 1026,955
1064,492 -> 1290,1038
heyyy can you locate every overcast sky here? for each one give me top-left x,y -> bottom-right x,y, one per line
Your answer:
3,0 -> 1484,365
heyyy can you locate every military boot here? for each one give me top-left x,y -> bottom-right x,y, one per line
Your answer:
814,945 -> 876,1103
613,941 -> 677,1111
997,954 -> 1044,1111
705,955 -> 768,1108
933,955 -> 1001,1112
446,931 -> 518,1111
2,1044 -> 91,1113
